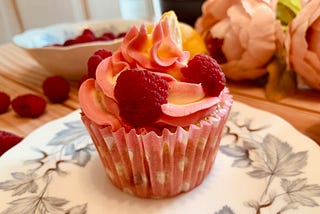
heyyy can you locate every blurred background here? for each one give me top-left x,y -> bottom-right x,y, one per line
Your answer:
0,0 -> 160,44
0,0 -> 205,44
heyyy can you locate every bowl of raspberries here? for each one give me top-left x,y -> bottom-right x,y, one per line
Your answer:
12,19 -> 145,80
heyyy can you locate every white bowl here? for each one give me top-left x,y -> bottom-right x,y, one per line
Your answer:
12,19 -> 146,80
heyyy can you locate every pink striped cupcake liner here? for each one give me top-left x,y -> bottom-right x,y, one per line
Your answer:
82,96 -> 232,198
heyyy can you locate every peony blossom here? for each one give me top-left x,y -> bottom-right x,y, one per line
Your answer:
196,0 -> 283,80
285,0 -> 320,89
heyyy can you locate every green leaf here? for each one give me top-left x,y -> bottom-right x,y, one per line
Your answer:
277,0 -> 301,27
278,0 -> 301,14
265,42 -> 297,101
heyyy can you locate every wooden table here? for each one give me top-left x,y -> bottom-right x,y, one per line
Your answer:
0,43 -> 319,145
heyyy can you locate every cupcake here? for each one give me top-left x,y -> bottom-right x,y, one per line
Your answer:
79,11 -> 232,198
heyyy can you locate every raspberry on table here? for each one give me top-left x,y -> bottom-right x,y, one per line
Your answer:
0,130 -> 23,156
0,91 -> 10,114
42,76 -> 70,103
12,94 -> 46,118
87,49 -> 112,79
182,54 -> 226,97
114,69 -> 169,127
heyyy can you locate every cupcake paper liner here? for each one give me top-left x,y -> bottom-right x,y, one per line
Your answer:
82,98 -> 232,198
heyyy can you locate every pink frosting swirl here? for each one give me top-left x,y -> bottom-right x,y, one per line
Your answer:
79,18 -> 231,131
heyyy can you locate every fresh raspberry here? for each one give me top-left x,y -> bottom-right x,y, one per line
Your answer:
97,32 -> 116,41
76,29 -> 96,43
87,49 -> 112,79
42,76 -> 70,103
114,69 -> 169,127
12,94 -> 46,118
63,29 -> 96,46
0,130 -> 23,156
54,29 -> 126,46
82,29 -> 95,37
182,54 -> 226,97
117,32 -> 127,38
0,91 -> 10,114
63,39 -> 78,46
78,75 -> 89,89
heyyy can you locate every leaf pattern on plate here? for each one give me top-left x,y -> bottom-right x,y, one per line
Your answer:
0,120 -> 90,214
47,121 -> 93,156
219,140 -> 257,168
1,109 -> 319,214
220,111 -> 320,213
0,179 -> 69,214
214,205 -> 235,214
0,170 -> 38,196
72,147 -> 92,167
281,178 -> 320,207
248,134 -> 307,179
66,203 -> 88,214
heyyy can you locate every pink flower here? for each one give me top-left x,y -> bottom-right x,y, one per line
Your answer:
196,0 -> 283,80
285,0 -> 320,89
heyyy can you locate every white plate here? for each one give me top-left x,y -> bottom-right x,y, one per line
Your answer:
1,101 -> 320,214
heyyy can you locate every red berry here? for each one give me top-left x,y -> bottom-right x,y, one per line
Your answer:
0,91 -> 10,114
114,69 -> 169,127
76,29 -> 96,44
63,29 -> 96,46
97,32 -> 116,41
102,32 -> 116,39
117,32 -> 127,38
78,75 -> 89,89
94,49 -> 113,59
42,76 -> 70,103
82,29 -> 95,37
12,94 -> 46,118
0,130 -> 23,156
87,49 -> 112,79
63,39 -> 77,46
55,29 -> 125,46
182,54 -> 226,97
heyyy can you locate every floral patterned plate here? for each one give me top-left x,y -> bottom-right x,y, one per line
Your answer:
0,101 -> 320,214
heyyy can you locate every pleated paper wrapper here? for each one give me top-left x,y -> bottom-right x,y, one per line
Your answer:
82,98 -> 232,198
